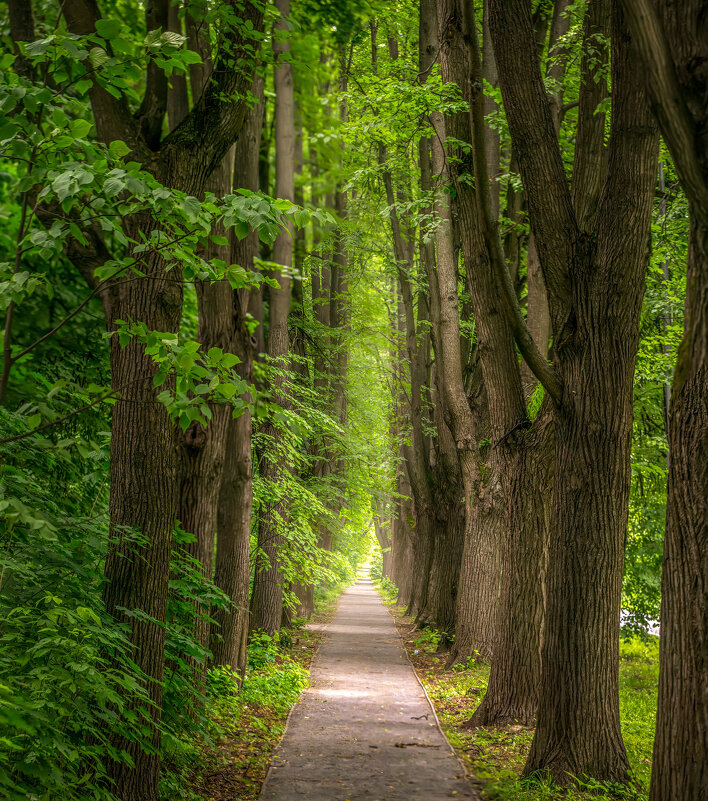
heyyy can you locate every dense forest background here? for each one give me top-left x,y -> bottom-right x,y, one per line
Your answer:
0,0 -> 705,800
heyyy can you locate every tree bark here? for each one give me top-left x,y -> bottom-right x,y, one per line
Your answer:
488,0 -> 658,782
250,0 -> 294,635
177,150 -> 235,658
55,2 -> 265,795
211,73 -> 265,675
619,2 -> 708,797
650,217 -> 708,801
429,102 -> 498,663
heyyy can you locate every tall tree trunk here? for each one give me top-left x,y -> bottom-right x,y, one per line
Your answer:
102,211 -> 182,800
469,403 -> 553,726
177,150 -> 235,657
250,0 -> 294,635
620,2 -> 708,797
211,73 -> 265,674
650,217 -> 708,801
39,2 -> 264,796
430,104 -> 498,663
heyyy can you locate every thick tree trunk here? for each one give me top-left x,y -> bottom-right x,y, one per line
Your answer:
250,0 -> 294,635
441,0 -> 554,718
488,0 -> 657,781
618,3 -> 708,797
47,3 -> 265,798
102,212 -> 182,799
650,218 -> 707,801
469,403 -> 553,726
177,151 -> 235,657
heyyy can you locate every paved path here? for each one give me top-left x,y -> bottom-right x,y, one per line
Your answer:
261,578 -> 477,800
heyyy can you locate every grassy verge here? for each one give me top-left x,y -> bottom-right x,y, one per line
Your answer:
170,584 -> 345,801
377,579 -> 658,801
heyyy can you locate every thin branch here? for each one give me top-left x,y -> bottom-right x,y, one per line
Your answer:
0,387 -> 120,446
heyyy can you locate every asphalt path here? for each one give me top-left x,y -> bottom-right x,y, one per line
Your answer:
260,577 -> 478,800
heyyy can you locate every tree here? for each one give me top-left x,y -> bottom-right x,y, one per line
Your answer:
435,0 -> 555,721
488,0 -> 659,783
211,73 -> 266,675
251,0 -> 296,635
621,2 -> 708,798
7,0 -> 265,795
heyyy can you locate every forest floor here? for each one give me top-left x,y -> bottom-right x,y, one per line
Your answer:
379,583 -> 659,801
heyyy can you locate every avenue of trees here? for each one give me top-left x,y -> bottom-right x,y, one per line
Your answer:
0,0 -> 705,800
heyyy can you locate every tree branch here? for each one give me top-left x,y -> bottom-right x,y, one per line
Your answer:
136,0 -> 170,148
161,0 -> 266,180
488,0 -> 577,331
0,387 -> 120,446
61,0 -> 146,155
465,0 -> 563,405
571,0 -> 610,229
621,0 -> 708,214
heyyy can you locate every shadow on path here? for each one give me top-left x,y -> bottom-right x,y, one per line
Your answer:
260,577 -> 478,800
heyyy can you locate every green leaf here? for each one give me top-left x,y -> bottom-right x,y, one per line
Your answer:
95,19 -> 122,40
70,119 -> 92,139
221,353 -> 240,369
109,140 -> 131,159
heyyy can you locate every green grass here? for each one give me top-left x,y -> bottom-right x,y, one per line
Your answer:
377,580 -> 658,801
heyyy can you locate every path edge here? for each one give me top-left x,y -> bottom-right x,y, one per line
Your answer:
378,586 -> 473,780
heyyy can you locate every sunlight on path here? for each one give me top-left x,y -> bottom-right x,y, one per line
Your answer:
260,576 -> 477,800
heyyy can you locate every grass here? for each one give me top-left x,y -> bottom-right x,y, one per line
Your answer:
377,579 -> 658,801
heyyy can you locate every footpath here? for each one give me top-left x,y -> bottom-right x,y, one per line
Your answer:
260,577 -> 478,800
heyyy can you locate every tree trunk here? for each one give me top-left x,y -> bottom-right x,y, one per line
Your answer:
424,420 -> 465,639
618,3 -> 708,796
102,211 -> 182,799
650,216 -> 707,801
177,151 -> 235,658
469,402 -> 553,726
211,72 -> 264,672
488,0 -> 658,781
432,12 -> 501,666
250,0 -> 294,635
212,403 -> 253,674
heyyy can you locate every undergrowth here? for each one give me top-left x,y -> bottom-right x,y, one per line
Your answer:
376,580 -> 658,801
